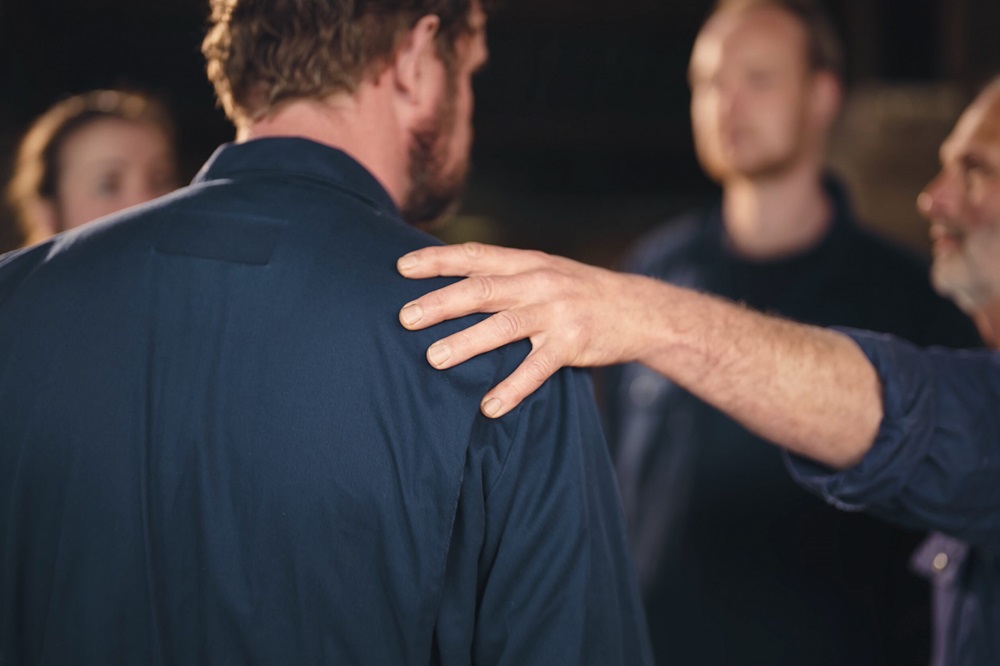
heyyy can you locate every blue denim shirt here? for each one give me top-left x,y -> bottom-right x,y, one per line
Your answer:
787,330 -> 1000,666
0,138 -> 653,665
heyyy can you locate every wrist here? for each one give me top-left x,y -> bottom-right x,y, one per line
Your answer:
626,276 -> 705,369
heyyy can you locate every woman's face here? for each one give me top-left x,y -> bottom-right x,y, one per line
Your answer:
52,117 -> 177,231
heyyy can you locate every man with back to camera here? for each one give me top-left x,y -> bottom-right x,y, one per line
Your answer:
0,1 -> 654,663
395,76 -> 1000,665
601,0 -> 981,663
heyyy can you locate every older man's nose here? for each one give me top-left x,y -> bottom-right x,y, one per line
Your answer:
917,172 -> 956,220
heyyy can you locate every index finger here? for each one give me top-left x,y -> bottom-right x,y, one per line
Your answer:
397,242 -> 551,279
398,270 -> 542,330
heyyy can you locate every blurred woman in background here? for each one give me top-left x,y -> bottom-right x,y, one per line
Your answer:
6,89 -> 179,246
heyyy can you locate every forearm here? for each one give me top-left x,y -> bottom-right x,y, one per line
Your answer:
625,276 -> 883,469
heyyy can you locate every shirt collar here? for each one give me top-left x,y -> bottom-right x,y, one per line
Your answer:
709,171 -> 862,261
193,137 -> 401,219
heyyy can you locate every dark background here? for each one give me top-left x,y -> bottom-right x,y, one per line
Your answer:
1,0 -> 999,260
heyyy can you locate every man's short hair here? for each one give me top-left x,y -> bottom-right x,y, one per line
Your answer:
202,0 -> 480,128
711,0 -> 845,79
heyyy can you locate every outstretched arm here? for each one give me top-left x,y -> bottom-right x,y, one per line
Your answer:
398,242 -> 882,470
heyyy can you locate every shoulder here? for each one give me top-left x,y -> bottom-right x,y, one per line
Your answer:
0,241 -> 57,310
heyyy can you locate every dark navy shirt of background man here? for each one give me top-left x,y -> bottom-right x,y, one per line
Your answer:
606,176 -> 981,666
0,138 -> 654,665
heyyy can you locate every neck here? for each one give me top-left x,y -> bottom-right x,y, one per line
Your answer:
721,165 -> 832,260
971,297 -> 1000,349
240,91 -> 408,206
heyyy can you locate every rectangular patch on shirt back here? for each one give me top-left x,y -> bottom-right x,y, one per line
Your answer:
155,216 -> 285,266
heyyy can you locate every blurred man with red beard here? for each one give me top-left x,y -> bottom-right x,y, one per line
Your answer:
599,1 -> 979,663
0,1 -> 654,664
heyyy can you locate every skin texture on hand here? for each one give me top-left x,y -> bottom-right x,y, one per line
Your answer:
398,242 -> 882,469
398,243 -> 652,415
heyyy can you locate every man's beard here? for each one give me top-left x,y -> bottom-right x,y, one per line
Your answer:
699,115 -> 812,184
704,138 -> 807,183
931,222 -> 1000,313
401,85 -> 468,228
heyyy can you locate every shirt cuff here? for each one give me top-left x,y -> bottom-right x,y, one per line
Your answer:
784,328 -> 938,512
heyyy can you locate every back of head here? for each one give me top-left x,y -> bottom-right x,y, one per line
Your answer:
6,90 -> 177,246
0,5 -> 659,664
202,0 -> 480,131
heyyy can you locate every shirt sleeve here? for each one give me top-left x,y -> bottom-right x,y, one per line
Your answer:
472,367 -> 654,666
785,328 -> 1000,551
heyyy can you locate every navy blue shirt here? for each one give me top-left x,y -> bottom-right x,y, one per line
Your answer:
605,178 -> 981,665
0,138 -> 653,665
788,331 -> 1000,666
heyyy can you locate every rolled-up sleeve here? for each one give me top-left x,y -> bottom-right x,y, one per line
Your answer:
786,329 -> 1000,551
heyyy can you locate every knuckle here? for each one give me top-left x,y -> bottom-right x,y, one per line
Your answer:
462,241 -> 486,258
531,268 -> 555,289
490,310 -> 521,340
529,266 -> 568,295
523,249 -> 551,264
493,381 -> 523,411
560,321 -> 583,346
471,275 -> 497,304
522,353 -> 553,384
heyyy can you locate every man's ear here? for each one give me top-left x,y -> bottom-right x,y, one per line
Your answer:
810,70 -> 843,132
391,14 -> 444,117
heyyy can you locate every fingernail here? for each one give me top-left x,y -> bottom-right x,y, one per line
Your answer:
400,303 -> 423,326
397,254 -> 419,273
427,342 -> 452,367
482,398 -> 503,417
